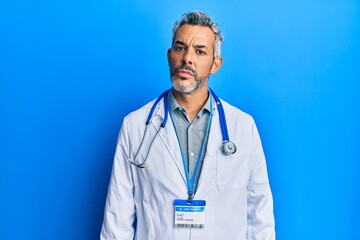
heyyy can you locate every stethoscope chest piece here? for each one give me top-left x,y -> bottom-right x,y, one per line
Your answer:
222,140 -> 237,155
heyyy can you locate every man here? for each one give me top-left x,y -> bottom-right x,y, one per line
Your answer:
101,11 -> 275,239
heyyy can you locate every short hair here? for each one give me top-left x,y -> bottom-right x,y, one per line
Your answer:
171,11 -> 223,58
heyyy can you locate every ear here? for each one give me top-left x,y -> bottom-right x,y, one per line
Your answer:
167,48 -> 171,66
210,56 -> 223,74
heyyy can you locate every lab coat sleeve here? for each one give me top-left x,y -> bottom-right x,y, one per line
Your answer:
247,121 -> 275,240
100,118 -> 136,240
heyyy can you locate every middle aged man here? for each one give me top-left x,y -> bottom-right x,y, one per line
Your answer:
101,11 -> 275,240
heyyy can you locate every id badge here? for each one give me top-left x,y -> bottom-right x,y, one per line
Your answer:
174,199 -> 206,228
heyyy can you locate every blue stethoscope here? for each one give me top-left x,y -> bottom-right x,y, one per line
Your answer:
128,88 -> 237,169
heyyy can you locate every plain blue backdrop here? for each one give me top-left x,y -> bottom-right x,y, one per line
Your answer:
1,0 -> 359,239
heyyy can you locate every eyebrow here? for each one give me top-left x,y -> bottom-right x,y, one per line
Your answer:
173,40 -> 186,46
195,45 -> 207,49
173,40 -> 208,49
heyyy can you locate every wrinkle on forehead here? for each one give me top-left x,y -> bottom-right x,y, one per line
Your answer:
174,24 -> 215,53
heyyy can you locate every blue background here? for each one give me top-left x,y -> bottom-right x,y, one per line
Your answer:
1,0 -> 359,239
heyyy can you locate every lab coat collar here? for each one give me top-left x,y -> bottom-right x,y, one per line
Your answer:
150,98 -> 187,185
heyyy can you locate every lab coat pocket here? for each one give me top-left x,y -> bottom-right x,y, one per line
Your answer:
216,151 -> 250,190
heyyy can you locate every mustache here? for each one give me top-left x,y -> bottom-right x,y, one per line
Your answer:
171,65 -> 197,78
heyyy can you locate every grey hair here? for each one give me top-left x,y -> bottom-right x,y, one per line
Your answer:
171,11 -> 223,58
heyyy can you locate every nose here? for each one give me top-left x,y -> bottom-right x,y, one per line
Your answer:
182,50 -> 193,66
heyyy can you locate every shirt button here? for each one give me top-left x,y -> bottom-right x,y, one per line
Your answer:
190,152 -> 194,157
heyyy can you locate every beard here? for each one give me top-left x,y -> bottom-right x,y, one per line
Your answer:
170,65 -> 208,94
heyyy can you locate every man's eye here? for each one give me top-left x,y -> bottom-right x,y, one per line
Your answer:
175,46 -> 185,51
196,50 -> 206,55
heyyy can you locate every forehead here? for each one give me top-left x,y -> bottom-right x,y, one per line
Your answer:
174,24 -> 215,46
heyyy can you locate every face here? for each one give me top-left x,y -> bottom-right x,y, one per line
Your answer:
167,24 -> 222,94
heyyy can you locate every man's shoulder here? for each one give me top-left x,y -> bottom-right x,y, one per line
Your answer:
221,98 -> 254,123
124,98 -> 157,121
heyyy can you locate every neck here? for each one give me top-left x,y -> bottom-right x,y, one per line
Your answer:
172,86 -> 209,122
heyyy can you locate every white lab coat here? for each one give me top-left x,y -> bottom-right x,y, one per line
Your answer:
101,96 -> 275,240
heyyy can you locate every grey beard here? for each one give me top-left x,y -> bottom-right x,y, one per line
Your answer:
170,65 -> 205,93
171,75 -> 208,93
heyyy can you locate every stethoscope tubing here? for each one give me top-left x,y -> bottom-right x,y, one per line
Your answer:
209,88 -> 230,142
146,89 -> 170,127
130,88 -> 236,168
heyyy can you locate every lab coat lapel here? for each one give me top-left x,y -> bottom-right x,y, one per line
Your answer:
151,102 -> 187,184
196,105 -> 222,192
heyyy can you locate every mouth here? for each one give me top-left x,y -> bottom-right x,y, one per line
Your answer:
170,65 -> 197,80
176,69 -> 194,79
